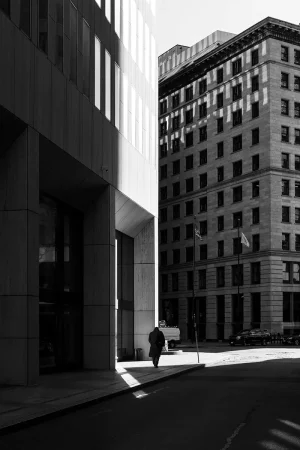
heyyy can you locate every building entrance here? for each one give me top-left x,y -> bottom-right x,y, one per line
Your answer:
39,195 -> 83,372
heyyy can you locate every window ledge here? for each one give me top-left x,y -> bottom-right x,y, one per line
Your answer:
231,149 -> 243,154
250,143 -> 260,148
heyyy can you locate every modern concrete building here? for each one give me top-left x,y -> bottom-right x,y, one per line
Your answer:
158,17 -> 300,341
0,0 -> 158,385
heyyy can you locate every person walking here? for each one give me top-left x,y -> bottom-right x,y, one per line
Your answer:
149,326 -> 165,368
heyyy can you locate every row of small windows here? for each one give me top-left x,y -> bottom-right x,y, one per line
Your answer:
161,262 -> 261,292
281,45 -> 300,65
161,261 -> 300,293
160,240 -> 259,266
281,73 -> 300,90
160,74 -> 260,116
161,209 -> 260,243
160,128 -> 260,160
160,157 -> 260,196
160,103 -> 260,138
159,50 -> 260,115
281,100 -> 300,117
160,106 -> 258,137
160,202 -> 300,227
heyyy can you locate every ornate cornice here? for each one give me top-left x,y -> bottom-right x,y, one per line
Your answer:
159,18 -> 300,98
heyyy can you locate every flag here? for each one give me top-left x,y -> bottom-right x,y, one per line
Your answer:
195,227 -> 203,240
241,232 -> 250,247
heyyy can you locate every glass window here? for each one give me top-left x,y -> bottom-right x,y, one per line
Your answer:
217,216 -> 224,231
217,93 -> 223,109
173,204 -> 180,220
233,160 -> 242,177
232,58 -> 242,75
199,126 -> 207,142
160,208 -> 167,223
172,226 -> 180,242
283,292 -> 291,321
217,191 -> 224,207
282,126 -> 289,142
186,178 -> 193,193
233,109 -> 242,127
252,102 -> 259,119
252,128 -> 259,145
217,141 -> 224,158
115,63 -> 120,129
217,117 -> 223,133
251,262 -> 260,284
186,131 -> 193,147
218,240 -> 224,257
114,0 -> 120,37
282,179 -> 290,196
199,269 -> 206,289
252,181 -> 259,197
199,102 -> 207,118
232,265 -> 243,286
233,134 -> 242,152
186,247 -> 193,262
172,94 -> 179,108
200,173 -> 207,188
282,233 -> 290,250
233,185 -> 242,202
172,273 -> 178,292
82,19 -> 90,97
218,166 -> 224,182
95,37 -> 101,110
185,86 -> 193,101
39,0 -> 48,53
282,206 -> 290,223
252,75 -> 259,92
70,2 -> 77,83
187,271 -> 194,290
281,99 -> 289,115
282,153 -> 289,169
217,68 -> 223,84
199,79 -> 207,95
186,224 -> 193,239
186,154 -> 193,170
295,207 -> 300,224
161,274 -> 168,293
295,129 -> 300,145
252,234 -> 260,252
173,249 -> 180,264
295,76 -> 300,92
281,72 -> 289,89
199,197 -> 207,212
186,109 -> 193,124
281,46 -> 289,62
20,0 -> 31,37
283,262 -> 291,283
232,84 -> 242,101
252,207 -> 259,224
295,181 -> 300,197
252,154 -> 259,171
105,0 -> 111,21
252,49 -> 259,66
293,263 -> 300,283
200,244 -> 207,260
160,229 -> 167,244
105,50 -> 111,120
295,49 -> 300,65
233,211 -> 243,228
185,200 -> 193,216
216,267 -> 225,287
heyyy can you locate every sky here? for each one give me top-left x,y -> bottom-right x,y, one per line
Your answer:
156,0 -> 300,56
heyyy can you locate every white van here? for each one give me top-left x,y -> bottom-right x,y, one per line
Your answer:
159,320 -> 181,348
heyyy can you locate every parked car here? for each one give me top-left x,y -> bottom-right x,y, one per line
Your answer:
229,329 -> 271,346
159,320 -> 181,348
282,334 -> 300,346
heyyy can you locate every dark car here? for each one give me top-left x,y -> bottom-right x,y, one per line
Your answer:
229,329 -> 271,346
283,334 -> 300,346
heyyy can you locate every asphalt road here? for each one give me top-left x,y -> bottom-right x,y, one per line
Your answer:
1,350 -> 300,450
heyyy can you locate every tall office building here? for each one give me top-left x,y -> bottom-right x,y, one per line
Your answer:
158,18 -> 300,341
0,0 -> 158,385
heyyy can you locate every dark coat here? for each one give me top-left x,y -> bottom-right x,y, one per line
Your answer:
149,327 -> 165,358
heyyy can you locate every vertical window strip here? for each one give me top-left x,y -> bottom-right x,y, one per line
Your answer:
115,63 -> 120,129
82,19 -> 90,97
70,1 -> 77,83
39,0 -> 48,53
131,86 -> 136,147
94,36 -> 101,110
138,96 -> 143,153
105,0 -> 111,22
131,0 -> 137,62
105,50 -> 111,120
114,0 -> 120,37
138,10 -> 143,72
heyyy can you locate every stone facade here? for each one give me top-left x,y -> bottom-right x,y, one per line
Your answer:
158,18 -> 300,341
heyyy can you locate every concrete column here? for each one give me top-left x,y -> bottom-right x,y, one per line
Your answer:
83,185 -> 116,370
0,127 -> 39,385
134,218 -> 158,360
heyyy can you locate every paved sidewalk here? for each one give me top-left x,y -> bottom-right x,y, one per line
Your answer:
0,352 -> 204,434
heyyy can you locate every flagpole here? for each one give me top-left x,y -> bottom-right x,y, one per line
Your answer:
193,216 -> 200,364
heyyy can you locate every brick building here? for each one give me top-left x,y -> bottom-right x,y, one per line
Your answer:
0,0 -> 158,385
158,17 -> 300,341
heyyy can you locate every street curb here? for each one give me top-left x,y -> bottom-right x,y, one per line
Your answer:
0,363 -> 205,435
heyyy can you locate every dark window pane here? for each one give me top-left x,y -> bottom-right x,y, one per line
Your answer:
82,19 -> 90,96
39,0 -> 48,53
0,0 -> 10,16
20,0 -> 31,37
283,292 -> 291,321
70,2 -> 77,83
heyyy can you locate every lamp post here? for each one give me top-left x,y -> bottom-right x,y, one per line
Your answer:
193,216 -> 200,363
237,218 -> 242,333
